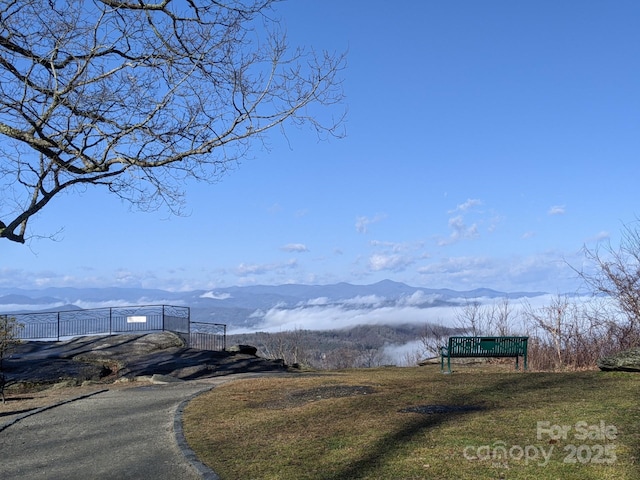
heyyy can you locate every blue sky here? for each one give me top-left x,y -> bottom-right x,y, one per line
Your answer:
2,0 -> 639,293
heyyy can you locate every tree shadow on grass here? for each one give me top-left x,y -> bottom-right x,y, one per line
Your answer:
323,372 -> 640,480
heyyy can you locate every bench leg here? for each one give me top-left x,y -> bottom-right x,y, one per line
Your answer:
441,352 -> 452,374
441,354 -> 452,373
515,355 -> 520,371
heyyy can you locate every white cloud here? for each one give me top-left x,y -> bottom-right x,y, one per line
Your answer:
548,205 -> 566,215
438,199 -> 502,247
233,293 -> 563,335
438,215 -> 479,246
487,214 -> 503,233
236,263 -> 266,275
355,213 -> 387,234
236,259 -> 298,276
0,265 -> 218,292
229,294 -> 602,356
383,340 -> 425,365
304,297 -> 330,306
365,240 -> 424,275
238,303 -> 446,333
370,240 -> 415,253
280,243 -> 309,253
399,290 -> 442,306
587,231 -> 610,242
342,294 -> 386,307
416,252 -> 581,292
369,253 -> 413,272
449,198 -> 482,214
200,291 -> 232,300
418,256 -> 494,279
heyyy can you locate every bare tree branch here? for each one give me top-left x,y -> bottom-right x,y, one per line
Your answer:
574,221 -> 640,349
0,0 -> 345,243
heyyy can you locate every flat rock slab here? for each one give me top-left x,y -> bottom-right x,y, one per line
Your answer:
4,333 -> 288,387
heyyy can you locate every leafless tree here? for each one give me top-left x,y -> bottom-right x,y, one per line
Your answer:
522,295 -> 616,370
355,346 -> 390,368
322,347 -> 359,370
0,0 -> 345,243
419,322 -> 450,358
576,221 -> 640,350
488,297 -> 513,336
523,295 -> 574,369
256,329 -> 311,366
455,300 -> 485,335
400,349 -> 424,367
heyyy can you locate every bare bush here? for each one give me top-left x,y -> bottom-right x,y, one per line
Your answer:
520,294 -> 633,371
576,221 -> 640,350
355,347 -> 391,368
254,329 -> 312,367
455,300 -> 486,336
454,298 -> 521,337
419,323 -> 454,358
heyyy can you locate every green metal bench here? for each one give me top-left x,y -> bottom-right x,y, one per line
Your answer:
440,336 -> 529,373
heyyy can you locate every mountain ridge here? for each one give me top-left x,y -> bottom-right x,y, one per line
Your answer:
0,281 -> 550,328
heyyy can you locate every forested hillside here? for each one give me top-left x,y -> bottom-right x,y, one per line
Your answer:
227,323 -> 466,368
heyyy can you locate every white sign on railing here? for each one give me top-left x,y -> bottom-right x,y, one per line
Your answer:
127,315 -> 147,323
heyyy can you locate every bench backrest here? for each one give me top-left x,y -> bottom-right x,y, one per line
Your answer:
447,336 -> 528,357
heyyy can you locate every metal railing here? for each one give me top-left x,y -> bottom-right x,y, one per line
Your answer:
2,305 -> 226,351
190,321 -> 227,351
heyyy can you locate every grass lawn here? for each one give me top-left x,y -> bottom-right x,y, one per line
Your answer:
183,365 -> 640,480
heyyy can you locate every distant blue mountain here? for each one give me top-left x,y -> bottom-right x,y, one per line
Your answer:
0,294 -> 62,305
0,281 -> 548,327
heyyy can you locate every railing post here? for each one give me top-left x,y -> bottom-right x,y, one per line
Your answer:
162,305 -> 165,332
186,307 -> 191,348
109,307 -> 112,335
57,312 -> 60,341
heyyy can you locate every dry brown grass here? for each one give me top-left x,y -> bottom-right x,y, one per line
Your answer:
183,365 -> 640,480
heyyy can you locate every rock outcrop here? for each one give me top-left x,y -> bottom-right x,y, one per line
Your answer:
597,347 -> 640,372
227,344 -> 258,355
4,333 -> 289,388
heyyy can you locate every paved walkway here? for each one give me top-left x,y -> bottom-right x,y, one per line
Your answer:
0,378 -> 231,480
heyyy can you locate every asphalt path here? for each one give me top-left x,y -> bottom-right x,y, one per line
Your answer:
0,379 -> 226,480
